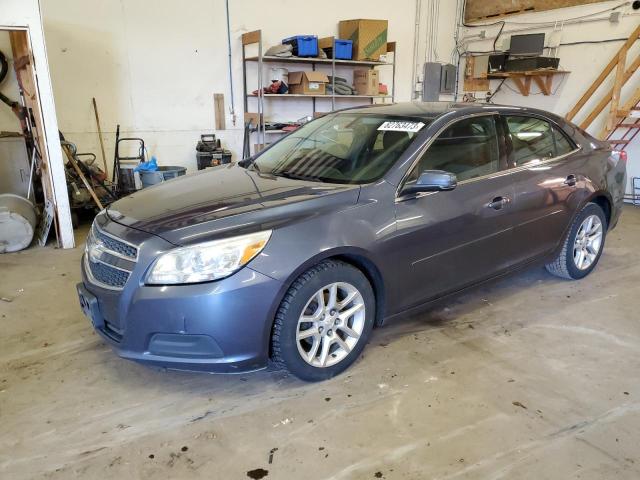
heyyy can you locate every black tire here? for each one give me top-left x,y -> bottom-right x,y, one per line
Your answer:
271,260 -> 375,382
545,202 -> 607,280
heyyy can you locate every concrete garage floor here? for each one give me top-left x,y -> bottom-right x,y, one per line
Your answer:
1,207 -> 639,480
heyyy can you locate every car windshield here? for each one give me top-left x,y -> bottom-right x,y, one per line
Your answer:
250,113 -> 428,184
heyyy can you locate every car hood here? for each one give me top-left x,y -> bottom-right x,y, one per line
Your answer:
107,164 -> 360,246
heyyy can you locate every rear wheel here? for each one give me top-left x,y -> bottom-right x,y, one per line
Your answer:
271,260 -> 375,381
545,202 -> 607,280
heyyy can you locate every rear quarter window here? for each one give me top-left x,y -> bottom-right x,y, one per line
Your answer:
505,115 -> 576,166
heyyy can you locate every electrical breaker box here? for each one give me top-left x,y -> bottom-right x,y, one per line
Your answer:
422,62 -> 441,101
422,63 -> 457,101
440,64 -> 456,94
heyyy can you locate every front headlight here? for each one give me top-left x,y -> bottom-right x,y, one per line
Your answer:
146,230 -> 272,285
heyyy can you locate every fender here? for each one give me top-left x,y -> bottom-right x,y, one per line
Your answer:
547,188 -> 613,262
258,246 -> 386,351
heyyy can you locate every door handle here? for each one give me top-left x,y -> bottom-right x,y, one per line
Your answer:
487,196 -> 510,210
564,174 -> 577,187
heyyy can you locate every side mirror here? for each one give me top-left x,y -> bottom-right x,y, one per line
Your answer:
402,170 -> 457,195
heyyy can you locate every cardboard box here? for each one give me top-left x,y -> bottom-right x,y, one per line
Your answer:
353,69 -> 380,96
318,36 -> 334,50
339,19 -> 388,61
288,71 -> 329,95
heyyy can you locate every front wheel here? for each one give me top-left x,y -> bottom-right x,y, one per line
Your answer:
271,260 -> 375,382
546,202 -> 607,280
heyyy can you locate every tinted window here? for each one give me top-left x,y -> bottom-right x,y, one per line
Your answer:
553,126 -> 575,156
407,115 -> 500,183
251,114 -> 426,184
505,116 -> 575,166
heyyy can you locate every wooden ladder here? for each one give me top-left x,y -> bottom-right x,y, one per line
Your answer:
606,100 -> 640,151
565,23 -> 640,142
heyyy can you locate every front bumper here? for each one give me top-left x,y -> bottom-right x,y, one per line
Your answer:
79,257 -> 283,373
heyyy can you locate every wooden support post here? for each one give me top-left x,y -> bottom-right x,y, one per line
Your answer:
512,76 -> 531,96
533,75 -> 552,96
604,47 -> 628,136
242,30 -> 261,46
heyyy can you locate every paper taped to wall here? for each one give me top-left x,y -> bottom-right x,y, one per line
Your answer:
378,121 -> 425,132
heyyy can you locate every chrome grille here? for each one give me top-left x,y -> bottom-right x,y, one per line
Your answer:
94,227 -> 137,259
87,260 -> 130,288
85,223 -> 138,290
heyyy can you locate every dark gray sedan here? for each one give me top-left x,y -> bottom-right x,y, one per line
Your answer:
77,102 -> 627,381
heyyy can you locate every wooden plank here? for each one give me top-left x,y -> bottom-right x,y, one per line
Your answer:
578,53 -> 640,129
566,23 -> 640,122
464,77 -> 490,91
214,93 -> 225,131
488,70 -> 570,78
463,56 -> 490,91
9,30 -> 61,244
242,30 -> 261,46
62,143 -> 104,210
512,77 -> 531,96
465,0 -> 603,23
533,75 -> 551,95
599,87 -> 640,139
604,47 -> 628,135
92,97 -> 109,178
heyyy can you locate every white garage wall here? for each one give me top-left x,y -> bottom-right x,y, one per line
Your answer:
39,0 -> 459,173
457,1 -> 640,197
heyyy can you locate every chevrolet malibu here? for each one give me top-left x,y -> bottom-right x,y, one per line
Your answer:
77,102 -> 627,381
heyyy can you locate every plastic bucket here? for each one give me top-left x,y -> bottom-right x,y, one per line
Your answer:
139,166 -> 186,187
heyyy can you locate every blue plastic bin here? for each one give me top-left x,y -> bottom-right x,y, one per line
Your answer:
139,166 -> 186,188
282,35 -> 318,57
333,39 -> 353,60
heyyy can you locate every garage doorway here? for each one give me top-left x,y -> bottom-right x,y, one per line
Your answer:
0,26 -> 73,249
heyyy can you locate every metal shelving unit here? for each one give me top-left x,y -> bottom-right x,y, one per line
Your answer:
241,29 -> 396,154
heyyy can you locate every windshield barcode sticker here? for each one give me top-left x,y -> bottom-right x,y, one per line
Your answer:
378,121 -> 425,133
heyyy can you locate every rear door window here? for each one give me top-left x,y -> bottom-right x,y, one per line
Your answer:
407,115 -> 500,183
553,126 -> 575,156
505,115 -> 576,166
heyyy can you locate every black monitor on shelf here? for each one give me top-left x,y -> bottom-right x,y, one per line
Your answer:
509,33 -> 545,56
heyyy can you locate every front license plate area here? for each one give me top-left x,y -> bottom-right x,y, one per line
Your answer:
76,283 -> 104,329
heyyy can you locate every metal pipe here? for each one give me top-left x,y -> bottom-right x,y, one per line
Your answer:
26,147 -> 36,201
411,0 -> 422,99
225,0 -> 236,126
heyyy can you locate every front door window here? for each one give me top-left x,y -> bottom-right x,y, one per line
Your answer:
406,115 -> 500,184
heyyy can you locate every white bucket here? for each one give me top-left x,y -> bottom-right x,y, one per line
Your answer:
0,194 -> 37,253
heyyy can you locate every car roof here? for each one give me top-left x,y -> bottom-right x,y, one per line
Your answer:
337,101 -> 565,123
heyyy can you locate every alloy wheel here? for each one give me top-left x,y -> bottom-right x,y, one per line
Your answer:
573,214 -> 603,270
296,282 -> 366,368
